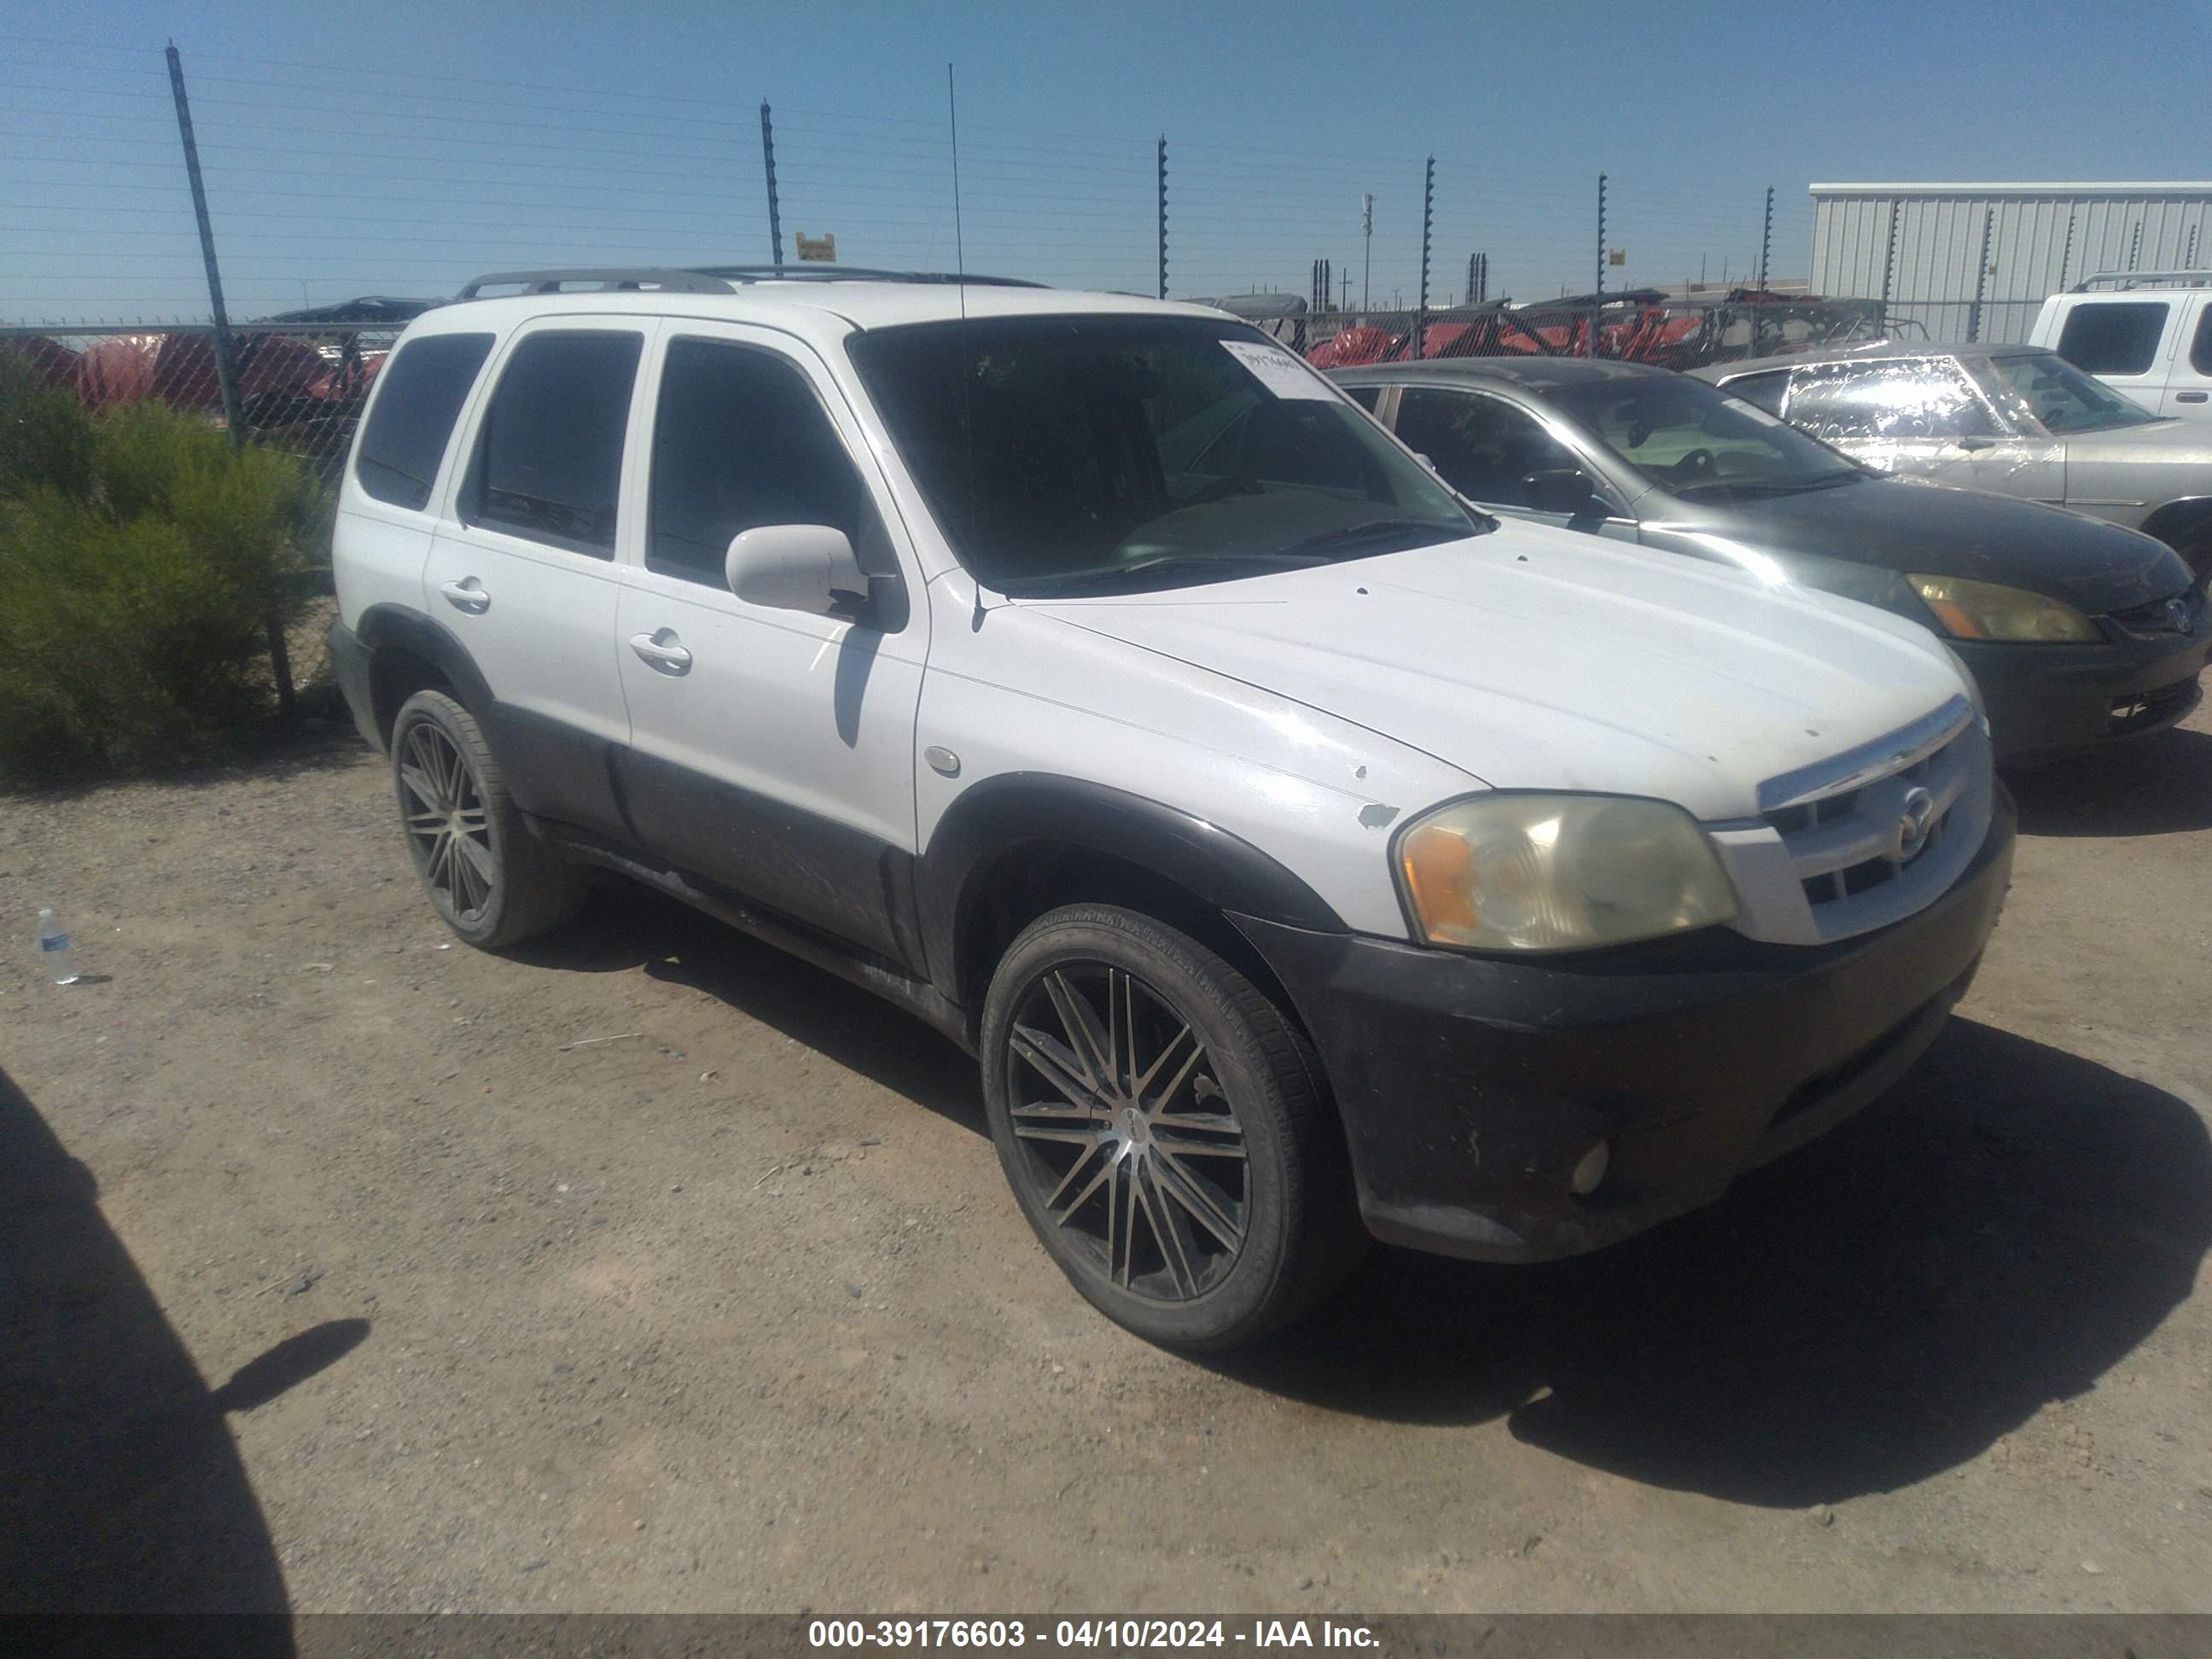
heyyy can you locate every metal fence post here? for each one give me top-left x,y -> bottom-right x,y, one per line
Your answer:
1156,137 -> 1168,301
1968,206 -> 1994,342
2058,210 -> 2076,290
168,42 -> 294,716
1591,173 -> 1606,356
1759,186 -> 1773,288
760,102 -> 783,269
1412,156 -> 1433,361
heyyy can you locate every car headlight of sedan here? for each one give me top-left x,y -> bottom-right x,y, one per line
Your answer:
1395,794 -> 1738,952
1906,574 -> 2098,643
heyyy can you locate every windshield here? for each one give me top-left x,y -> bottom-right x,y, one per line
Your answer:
1542,375 -> 1863,499
1971,351 -> 2162,435
846,314 -> 1481,594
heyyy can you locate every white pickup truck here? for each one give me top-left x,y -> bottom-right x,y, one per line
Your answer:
2030,272 -> 2212,422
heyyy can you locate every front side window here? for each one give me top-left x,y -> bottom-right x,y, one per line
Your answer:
2192,308 -> 2212,376
2056,301 -> 2169,375
1392,387 -> 1586,507
648,339 -> 870,585
1545,374 -> 1862,499
467,331 -> 643,556
1783,359 -> 1997,443
354,331 -> 493,510
847,315 -> 1479,595
1970,351 -> 2162,435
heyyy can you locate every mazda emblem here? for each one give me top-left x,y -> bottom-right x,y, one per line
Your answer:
1891,786 -> 1936,863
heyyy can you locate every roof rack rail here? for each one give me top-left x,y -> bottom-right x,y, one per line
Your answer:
457,265 -> 1045,300
2072,270 -> 2212,292
457,269 -> 736,299
687,265 -> 1042,288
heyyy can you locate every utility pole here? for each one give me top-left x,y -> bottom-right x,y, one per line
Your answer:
760,102 -> 783,268
1361,193 -> 1374,311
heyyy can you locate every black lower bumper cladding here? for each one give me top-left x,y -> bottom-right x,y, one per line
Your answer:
1237,787 -> 2017,1262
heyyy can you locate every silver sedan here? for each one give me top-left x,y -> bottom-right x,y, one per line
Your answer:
1696,343 -> 2212,582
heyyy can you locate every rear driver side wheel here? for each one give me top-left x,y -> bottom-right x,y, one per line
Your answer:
389,689 -> 585,949
980,904 -> 1365,1348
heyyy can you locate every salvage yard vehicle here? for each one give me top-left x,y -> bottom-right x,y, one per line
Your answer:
2029,271 -> 2212,423
1695,343 -> 2212,584
1335,358 -> 2211,762
332,266 -> 2013,1349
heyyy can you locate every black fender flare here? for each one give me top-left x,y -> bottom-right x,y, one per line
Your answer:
2141,495 -> 2212,544
352,602 -> 499,731
914,772 -> 1346,1005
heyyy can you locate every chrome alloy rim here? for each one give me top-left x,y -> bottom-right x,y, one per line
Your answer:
1003,964 -> 1249,1301
398,722 -> 496,923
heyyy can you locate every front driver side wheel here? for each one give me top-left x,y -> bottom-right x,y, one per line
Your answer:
980,904 -> 1364,1348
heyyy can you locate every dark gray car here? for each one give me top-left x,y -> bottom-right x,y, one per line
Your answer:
1694,343 -> 2212,579
1331,358 -> 2209,762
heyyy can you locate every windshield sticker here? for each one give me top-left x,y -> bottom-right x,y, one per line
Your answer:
1220,340 -> 1336,401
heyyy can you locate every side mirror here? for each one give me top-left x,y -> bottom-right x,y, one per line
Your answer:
725,525 -> 871,620
1522,468 -> 1607,518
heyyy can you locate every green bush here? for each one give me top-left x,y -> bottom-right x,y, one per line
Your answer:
0,370 -> 320,783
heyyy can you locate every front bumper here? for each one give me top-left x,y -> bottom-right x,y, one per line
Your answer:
1234,785 -> 2015,1263
1959,611 -> 2210,765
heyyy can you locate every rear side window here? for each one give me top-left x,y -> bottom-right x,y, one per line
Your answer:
1342,385 -> 1381,411
647,339 -> 868,584
1720,370 -> 1789,416
2057,301 -> 2169,375
466,331 -> 643,556
354,332 -> 493,510
1393,387 -> 1582,506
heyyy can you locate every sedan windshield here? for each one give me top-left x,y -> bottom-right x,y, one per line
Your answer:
1542,375 -> 1863,500
1970,351 -> 2162,435
846,314 -> 1481,594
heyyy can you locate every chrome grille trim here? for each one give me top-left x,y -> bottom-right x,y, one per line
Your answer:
1755,696 -> 1975,814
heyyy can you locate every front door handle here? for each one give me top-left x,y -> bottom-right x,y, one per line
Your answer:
629,630 -> 693,675
439,578 -> 490,614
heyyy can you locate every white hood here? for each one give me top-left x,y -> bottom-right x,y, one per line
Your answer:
1017,527 -> 1968,823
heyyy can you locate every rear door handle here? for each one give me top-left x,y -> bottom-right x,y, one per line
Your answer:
439,578 -> 490,614
2177,392 -> 2208,405
629,630 -> 693,675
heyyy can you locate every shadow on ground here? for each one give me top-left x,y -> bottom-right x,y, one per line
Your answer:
0,1066 -> 365,1629
0,717 -> 369,806
2008,724 -> 2212,837
510,882 -> 984,1132
1209,1018 -> 2212,1506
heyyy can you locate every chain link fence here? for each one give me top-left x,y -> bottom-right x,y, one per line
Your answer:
2,307 -> 421,708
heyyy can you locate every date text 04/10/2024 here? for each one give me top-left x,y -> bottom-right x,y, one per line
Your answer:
806,1619 -> 1381,1649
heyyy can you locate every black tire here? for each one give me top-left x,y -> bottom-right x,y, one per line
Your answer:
389,689 -> 585,949
979,903 -> 1365,1349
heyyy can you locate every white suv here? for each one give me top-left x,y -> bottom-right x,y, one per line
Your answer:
2030,272 -> 2212,421
330,266 -> 2014,1348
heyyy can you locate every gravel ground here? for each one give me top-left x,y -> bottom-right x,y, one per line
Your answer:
3,706 -> 2209,1616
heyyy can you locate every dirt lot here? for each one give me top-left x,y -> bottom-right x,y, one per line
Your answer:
3,706 -> 2209,1617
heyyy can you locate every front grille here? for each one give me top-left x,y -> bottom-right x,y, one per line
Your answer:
2109,585 -> 2209,638
1722,696 -> 1991,946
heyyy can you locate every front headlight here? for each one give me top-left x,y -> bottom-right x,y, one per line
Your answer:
1906,573 -> 2098,643
1395,794 -> 1738,952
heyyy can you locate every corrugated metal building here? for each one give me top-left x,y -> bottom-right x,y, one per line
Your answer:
1808,182 -> 2212,344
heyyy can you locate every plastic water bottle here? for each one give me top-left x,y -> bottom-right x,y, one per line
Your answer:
37,907 -> 78,986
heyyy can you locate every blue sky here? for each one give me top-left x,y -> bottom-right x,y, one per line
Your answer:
4,0 -> 2210,321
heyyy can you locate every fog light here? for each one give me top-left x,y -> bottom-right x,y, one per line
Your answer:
1569,1140 -> 1611,1196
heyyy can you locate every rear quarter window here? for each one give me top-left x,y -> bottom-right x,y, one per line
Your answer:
2056,301 -> 2169,376
353,332 -> 494,510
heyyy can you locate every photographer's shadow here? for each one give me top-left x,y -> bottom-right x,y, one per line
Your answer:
1222,1018 -> 2211,1507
